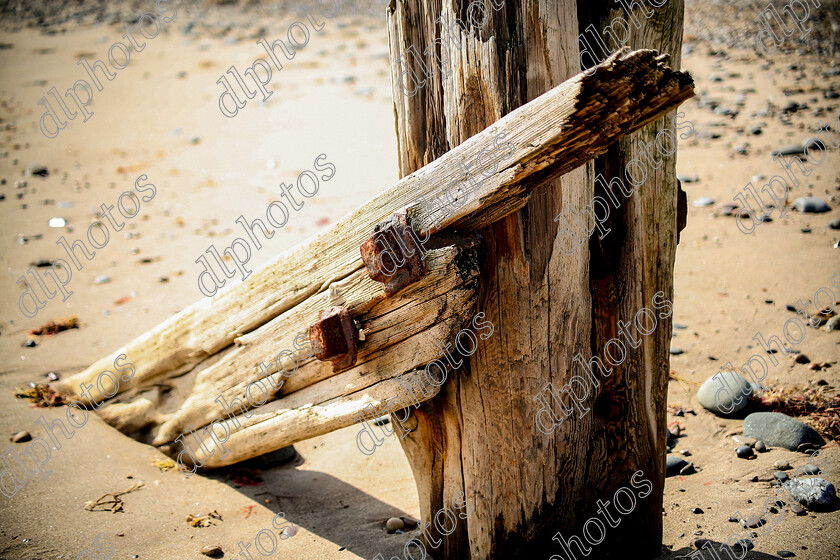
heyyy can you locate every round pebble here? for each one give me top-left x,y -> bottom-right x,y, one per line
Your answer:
200,545 -> 223,557
386,517 -> 404,531
11,431 -> 31,443
774,471 -> 789,483
744,515 -> 764,528
755,440 -> 767,452
736,445 -> 754,459
776,552 -> 795,558
802,464 -> 820,475
789,503 -> 805,515
794,353 -> 810,364
774,460 -> 791,470
692,507 -> 704,514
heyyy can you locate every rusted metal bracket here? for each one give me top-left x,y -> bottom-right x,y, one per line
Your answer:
360,211 -> 429,296
308,307 -> 361,372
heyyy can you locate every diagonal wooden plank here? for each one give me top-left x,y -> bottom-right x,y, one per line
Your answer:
57,48 -> 694,407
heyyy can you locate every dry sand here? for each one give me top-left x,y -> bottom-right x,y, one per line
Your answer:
1,0 -> 839,559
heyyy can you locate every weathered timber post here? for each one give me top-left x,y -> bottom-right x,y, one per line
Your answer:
386,1 -> 684,558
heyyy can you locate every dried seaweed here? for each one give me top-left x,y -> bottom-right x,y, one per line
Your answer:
14,384 -> 66,407
756,387 -> 840,444
186,510 -> 222,528
84,482 -> 145,513
28,315 -> 80,336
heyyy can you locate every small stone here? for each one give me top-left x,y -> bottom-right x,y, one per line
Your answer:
666,455 -> 689,477
793,353 -> 809,364
774,460 -> 791,470
46,371 -> 59,382
200,545 -> 223,557
828,218 -> 840,230
692,197 -> 715,207
25,162 -> 48,177
373,416 -> 391,427
48,217 -> 66,228
755,440 -> 767,452
680,449 -> 691,456
697,371 -> 752,416
11,431 -> 31,443
386,517 -> 404,531
22,339 -> 37,348
797,442 -> 818,453
692,507 -> 704,514
776,551 -> 795,558
789,503 -> 805,515
744,515 -> 764,528
736,445 -> 754,459
728,515 -> 740,522
800,227 -> 812,234
750,475 -> 759,482
823,315 -> 840,331
802,464 -> 820,475
733,435 -> 757,447
680,463 -> 696,476
670,347 -> 685,355
782,477 -> 836,510
94,274 -> 111,285
793,197 -> 830,213
400,516 -> 418,530
743,412 -> 825,450
774,471 -> 789,483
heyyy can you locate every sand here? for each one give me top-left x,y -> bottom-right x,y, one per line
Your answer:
1,0 -> 838,558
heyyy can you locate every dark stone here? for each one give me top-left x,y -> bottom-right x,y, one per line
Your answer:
692,507 -> 704,514
776,551 -> 795,558
774,471 -> 789,483
666,455 -> 689,477
736,445 -> 754,459
11,431 -> 31,443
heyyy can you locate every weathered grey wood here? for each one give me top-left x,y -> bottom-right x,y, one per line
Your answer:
387,1 -> 686,559
56,49 -> 692,409
91,236 -> 482,462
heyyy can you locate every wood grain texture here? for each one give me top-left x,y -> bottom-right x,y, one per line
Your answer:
387,1 -> 685,558
57,45 -> 692,410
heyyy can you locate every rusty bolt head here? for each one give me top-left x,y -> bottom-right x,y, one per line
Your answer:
360,212 -> 427,296
308,306 -> 359,372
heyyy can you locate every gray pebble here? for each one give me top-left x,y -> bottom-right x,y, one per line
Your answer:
776,551 -> 795,558
754,440 -> 767,452
823,315 -> 840,332
743,412 -> 825,450
774,460 -> 791,470
782,477 -> 836,510
743,515 -> 764,528
670,347 -> 685,355
666,455 -> 689,477
793,197 -> 830,213
789,503 -> 805,515
697,371 -> 752,415
774,471 -> 789,482
802,464 -> 820,475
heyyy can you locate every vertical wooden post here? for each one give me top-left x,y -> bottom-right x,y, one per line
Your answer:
387,1 -> 684,558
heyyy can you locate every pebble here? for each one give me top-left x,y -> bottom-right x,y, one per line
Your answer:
692,507 -> 704,514
774,471 -> 789,483
754,440 -> 767,452
776,551 -> 795,558
25,162 -> 48,177
732,435 -> 757,447
11,430 -> 31,443
94,275 -> 111,285
401,516 -> 418,530
743,515 -> 764,528
680,463 -> 696,475
782,477 -> 836,511
775,460 -> 791,470
666,455 -> 689,477
48,217 -> 66,228
200,545 -> 222,557
789,503 -> 805,515
23,339 -> 37,348
386,517 -> 404,531
823,315 -> 840,331
793,353 -> 810,364
697,371 -> 752,415
771,145 -> 805,157
692,197 -> 715,207
802,464 -> 820,475
670,347 -> 685,355
736,445 -> 754,459
743,412 -> 825,450
793,197 -> 830,213
46,372 -> 59,382
828,218 -> 840,230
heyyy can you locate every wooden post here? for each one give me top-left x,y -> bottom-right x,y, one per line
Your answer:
387,1 -> 684,558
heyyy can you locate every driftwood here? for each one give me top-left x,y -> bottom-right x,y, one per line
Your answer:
57,48 -> 693,470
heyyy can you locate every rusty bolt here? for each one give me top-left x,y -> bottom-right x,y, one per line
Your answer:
360,211 -> 427,296
308,306 -> 359,372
